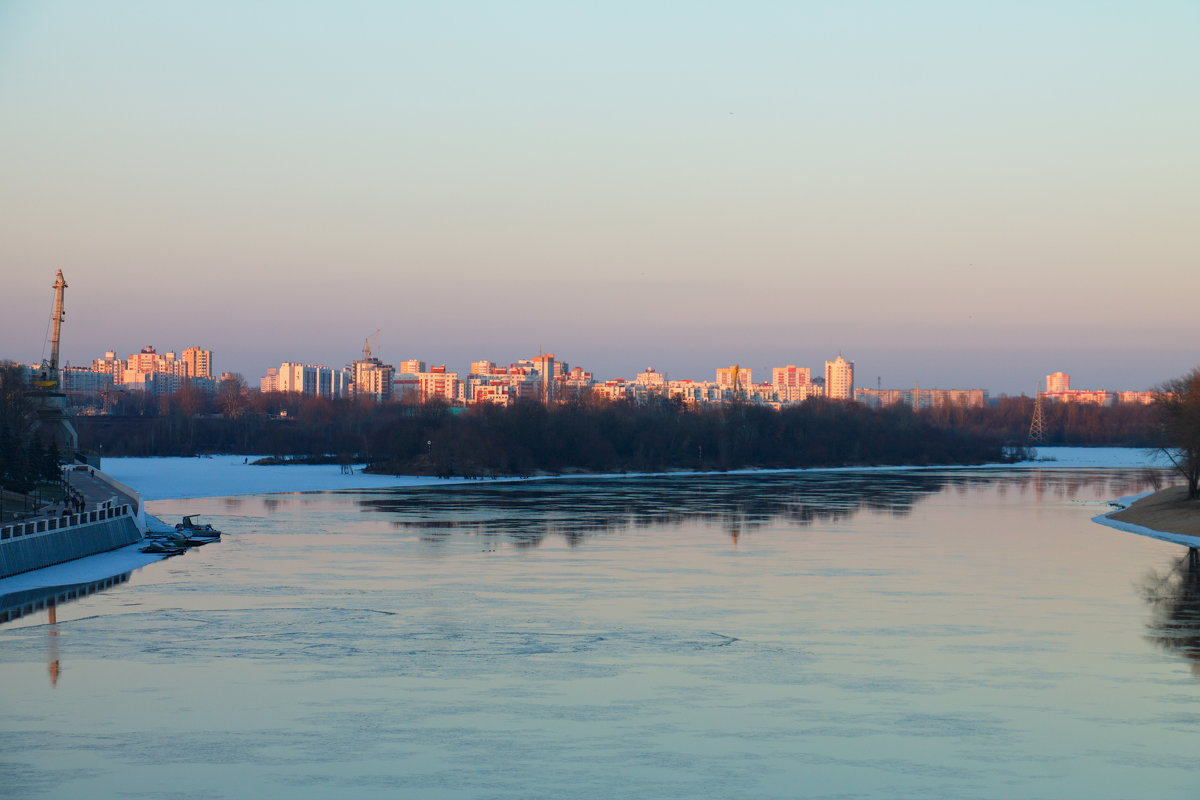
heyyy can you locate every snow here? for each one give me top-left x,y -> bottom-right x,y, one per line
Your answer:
1092,490 -> 1200,548
1014,446 -> 1161,469
0,541 -> 162,596
100,455 -> 464,500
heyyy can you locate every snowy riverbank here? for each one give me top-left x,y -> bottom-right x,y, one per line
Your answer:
1093,488 -> 1200,549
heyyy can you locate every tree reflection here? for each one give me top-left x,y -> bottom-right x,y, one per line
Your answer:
1138,548 -> 1200,675
358,468 -> 1165,548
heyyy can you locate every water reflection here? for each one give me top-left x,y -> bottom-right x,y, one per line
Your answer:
0,573 -> 132,625
1139,548 -> 1200,675
0,573 -> 134,685
358,468 -> 1166,547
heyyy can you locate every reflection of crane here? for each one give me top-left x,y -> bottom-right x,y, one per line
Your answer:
362,329 -> 380,361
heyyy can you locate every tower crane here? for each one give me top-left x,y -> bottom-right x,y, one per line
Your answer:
362,330 -> 381,361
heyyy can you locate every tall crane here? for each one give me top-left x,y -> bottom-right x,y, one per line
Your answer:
362,329 -> 380,361
30,270 -> 78,450
33,270 -> 68,389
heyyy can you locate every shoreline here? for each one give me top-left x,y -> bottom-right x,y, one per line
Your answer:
1094,486 -> 1200,548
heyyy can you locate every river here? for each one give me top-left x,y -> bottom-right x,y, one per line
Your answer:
1,466 -> 1196,799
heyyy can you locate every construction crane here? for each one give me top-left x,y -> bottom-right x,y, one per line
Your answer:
730,364 -> 744,403
32,271 -> 68,389
362,329 -> 380,361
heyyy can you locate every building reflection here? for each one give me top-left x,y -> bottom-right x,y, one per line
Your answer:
1139,548 -> 1200,676
1,573 -> 134,688
0,573 -> 131,625
358,468 -> 1165,548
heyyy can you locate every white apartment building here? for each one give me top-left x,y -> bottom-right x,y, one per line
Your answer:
824,355 -> 855,400
1046,372 -> 1070,393
276,363 -> 350,398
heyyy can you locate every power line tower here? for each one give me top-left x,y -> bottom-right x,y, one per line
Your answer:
1028,389 -> 1047,443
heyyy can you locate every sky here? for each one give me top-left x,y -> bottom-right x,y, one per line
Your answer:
1,1 -> 1196,394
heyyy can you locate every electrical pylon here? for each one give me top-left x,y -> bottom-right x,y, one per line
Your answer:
1028,390 -> 1047,443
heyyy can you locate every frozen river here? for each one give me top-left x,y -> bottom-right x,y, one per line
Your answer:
2,465 -> 1198,799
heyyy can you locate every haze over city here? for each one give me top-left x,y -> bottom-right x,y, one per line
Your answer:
2,2 -> 1196,394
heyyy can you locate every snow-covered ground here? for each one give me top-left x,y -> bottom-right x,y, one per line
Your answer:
100,455 -> 456,500
0,541 -> 162,596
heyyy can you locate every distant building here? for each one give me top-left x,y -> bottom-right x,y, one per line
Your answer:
394,367 -> 461,405
352,357 -> 394,402
855,388 -> 987,410
1042,389 -> 1115,407
636,368 -> 666,387
181,346 -> 213,379
715,367 -> 753,400
824,355 -> 854,400
1046,372 -> 1070,393
1116,391 -> 1155,405
772,365 -> 816,403
260,368 -> 279,393
61,366 -> 115,397
275,363 -> 350,398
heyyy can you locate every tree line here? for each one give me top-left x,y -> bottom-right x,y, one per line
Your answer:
0,363 -> 64,497
73,390 -> 1010,473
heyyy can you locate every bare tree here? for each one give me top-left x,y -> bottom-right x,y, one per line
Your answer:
1155,367 -> 1200,500
217,373 -> 249,420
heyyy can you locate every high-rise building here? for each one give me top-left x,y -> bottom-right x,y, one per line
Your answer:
398,359 -> 426,375
772,365 -> 814,402
716,366 -> 753,389
532,353 -> 555,402
824,355 -> 854,400
276,363 -> 350,397
181,346 -> 213,378
352,357 -> 394,402
1046,372 -> 1070,393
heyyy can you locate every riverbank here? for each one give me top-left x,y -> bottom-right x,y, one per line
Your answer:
1109,486 -> 1200,536
1093,485 -> 1200,548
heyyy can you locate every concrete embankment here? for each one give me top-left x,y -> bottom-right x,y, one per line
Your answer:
0,466 -> 146,579
0,506 -> 142,578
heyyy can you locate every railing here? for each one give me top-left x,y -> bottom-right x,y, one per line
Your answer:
0,503 -> 135,542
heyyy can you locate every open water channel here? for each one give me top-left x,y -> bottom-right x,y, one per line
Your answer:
1,467 -> 1198,799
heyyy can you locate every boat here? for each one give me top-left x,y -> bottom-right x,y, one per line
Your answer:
175,515 -> 222,536
182,535 -> 220,547
140,541 -> 186,556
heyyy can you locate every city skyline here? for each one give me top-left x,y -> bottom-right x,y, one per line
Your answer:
0,294 -> 1185,397
2,3 -> 1197,395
